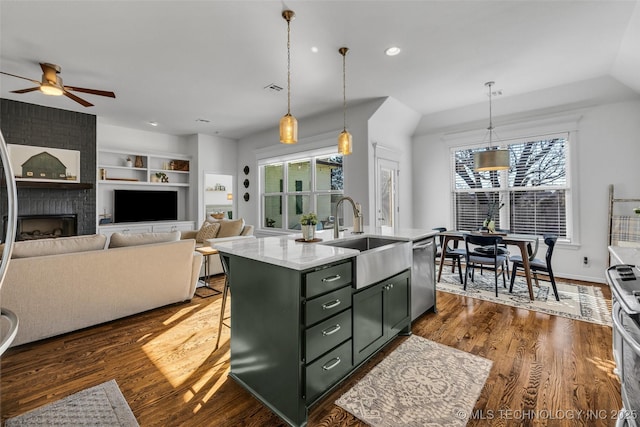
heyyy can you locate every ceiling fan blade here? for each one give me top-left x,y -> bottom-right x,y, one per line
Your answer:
0,71 -> 41,85
63,90 -> 93,107
11,87 -> 41,94
64,86 -> 115,98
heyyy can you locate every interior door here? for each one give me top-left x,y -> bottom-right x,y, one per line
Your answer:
375,157 -> 399,233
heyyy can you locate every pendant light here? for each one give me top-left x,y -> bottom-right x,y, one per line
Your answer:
474,81 -> 509,171
338,47 -> 352,155
279,9 -> 298,144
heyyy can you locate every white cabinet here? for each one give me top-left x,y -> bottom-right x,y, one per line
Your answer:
98,221 -> 195,239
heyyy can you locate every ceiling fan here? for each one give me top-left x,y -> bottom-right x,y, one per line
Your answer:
0,62 -> 116,107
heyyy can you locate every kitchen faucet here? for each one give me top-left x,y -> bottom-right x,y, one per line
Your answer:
333,196 -> 364,238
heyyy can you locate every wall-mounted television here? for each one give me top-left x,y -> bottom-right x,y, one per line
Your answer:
113,189 -> 178,223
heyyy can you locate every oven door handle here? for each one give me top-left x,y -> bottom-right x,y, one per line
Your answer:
612,303 -> 640,355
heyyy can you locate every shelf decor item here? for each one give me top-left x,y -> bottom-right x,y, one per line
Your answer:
134,156 -> 143,168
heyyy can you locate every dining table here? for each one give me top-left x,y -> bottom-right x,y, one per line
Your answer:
436,230 -> 539,300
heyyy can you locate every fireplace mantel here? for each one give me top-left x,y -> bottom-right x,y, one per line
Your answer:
2,180 -> 93,190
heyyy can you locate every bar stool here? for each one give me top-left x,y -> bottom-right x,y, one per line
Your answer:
215,255 -> 231,351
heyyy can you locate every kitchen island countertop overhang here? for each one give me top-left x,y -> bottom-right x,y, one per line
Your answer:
212,227 -> 438,270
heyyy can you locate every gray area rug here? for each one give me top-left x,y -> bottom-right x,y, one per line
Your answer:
335,335 -> 492,427
5,379 -> 138,426
438,271 -> 612,326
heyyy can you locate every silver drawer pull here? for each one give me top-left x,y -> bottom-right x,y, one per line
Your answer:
321,274 -> 341,283
322,357 -> 341,371
322,324 -> 341,336
322,299 -> 341,310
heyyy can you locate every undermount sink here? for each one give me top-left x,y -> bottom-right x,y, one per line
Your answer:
320,236 -> 412,289
319,236 -> 401,252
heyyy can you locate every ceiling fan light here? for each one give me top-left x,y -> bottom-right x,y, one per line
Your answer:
338,130 -> 352,155
474,149 -> 510,171
39,83 -> 63,96
280,113 -> 298,144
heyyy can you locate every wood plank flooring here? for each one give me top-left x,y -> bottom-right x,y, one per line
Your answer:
1,276 -> 621,426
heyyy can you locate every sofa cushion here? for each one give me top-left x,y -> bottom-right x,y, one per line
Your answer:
4,234 -> 107,259
212,218 -> 245,238
195,221 -> 220,243
108,231 -> 180,248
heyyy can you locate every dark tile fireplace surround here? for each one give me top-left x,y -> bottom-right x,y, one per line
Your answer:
0,99 -> 97,241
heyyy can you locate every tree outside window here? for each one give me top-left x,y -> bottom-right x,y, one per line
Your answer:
452,137 -> 569,239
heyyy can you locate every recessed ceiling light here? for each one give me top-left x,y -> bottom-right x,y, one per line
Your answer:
148,121 -> 158,127
311,46 -> 319,53
385,46 -> 401,56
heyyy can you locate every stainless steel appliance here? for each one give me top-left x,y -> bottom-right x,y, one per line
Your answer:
411,237 -> 436,320
606,264 -> 640,427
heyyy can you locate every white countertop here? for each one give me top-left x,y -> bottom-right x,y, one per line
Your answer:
213,227 -> 438,270
609,245 -> 640,265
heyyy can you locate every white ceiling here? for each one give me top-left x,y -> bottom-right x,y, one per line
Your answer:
1,0 -> 639,139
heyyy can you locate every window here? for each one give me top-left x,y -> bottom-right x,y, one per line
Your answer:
262,153 -> 344,231
452,135 -> 570,240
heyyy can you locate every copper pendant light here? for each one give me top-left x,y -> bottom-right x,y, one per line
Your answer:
279,9 -> 298,144
338,47 -> 352,155
474,81 -> 509,171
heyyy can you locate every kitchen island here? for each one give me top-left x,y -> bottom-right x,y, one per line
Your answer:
214,228 -> 436,427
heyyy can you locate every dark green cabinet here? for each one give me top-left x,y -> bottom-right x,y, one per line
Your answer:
353,269 -> 411,365
223,252 -> 410,427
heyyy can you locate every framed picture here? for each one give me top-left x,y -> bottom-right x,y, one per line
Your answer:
7,144 -> 81,183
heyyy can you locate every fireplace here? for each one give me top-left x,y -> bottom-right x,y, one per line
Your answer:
3,214 -> 78,241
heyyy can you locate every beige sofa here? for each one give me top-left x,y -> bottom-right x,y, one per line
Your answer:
1,232 -> 203,347
181,217 -> 255,275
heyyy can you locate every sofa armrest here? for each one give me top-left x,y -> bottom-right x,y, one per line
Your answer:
181,230 -> 198,240
190,251 -> 204,297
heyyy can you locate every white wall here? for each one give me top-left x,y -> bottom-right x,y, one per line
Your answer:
96,122 -> 238,227
368,97 -> 421,228
412,99 -> 640,282
193,133 -> 237,226
236,99 -> 385,232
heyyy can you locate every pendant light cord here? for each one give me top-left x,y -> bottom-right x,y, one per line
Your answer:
342,50 -> 347,131
340,47 -> 349,132
487,81 -> 494,148
286,17 -> 291,115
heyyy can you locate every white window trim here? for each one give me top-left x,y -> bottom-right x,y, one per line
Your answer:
445,114 -> 582,247
257,134 -> 344,234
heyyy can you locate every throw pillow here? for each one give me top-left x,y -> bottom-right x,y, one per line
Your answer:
213,218 -> 245,238
108,230 -> 180,248
195,221 -> 220,243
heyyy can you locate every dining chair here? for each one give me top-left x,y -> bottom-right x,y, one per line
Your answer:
463,233 -> 508,297
510,235 -> 559,301
475,228 -> 511,277
433,227 -> 465,283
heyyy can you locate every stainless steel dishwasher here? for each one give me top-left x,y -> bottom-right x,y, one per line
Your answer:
411,236 -> 436,321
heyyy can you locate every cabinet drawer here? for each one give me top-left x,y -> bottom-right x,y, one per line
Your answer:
305,262 -> 352,299
305,339 -> 353,403
305,285 -> 352,326
305,309 -> 352,363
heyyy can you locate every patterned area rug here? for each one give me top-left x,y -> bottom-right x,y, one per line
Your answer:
5,379 -> 138,426
335,335 -> 492,427
438,271 -> 612,326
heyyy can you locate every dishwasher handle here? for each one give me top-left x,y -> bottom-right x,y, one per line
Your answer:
413,239 -> 434,250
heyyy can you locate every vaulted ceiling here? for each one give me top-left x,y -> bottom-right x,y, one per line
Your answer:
1,0 -> 639,139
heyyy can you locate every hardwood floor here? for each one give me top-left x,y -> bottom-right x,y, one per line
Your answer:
1,276 -> 621,426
